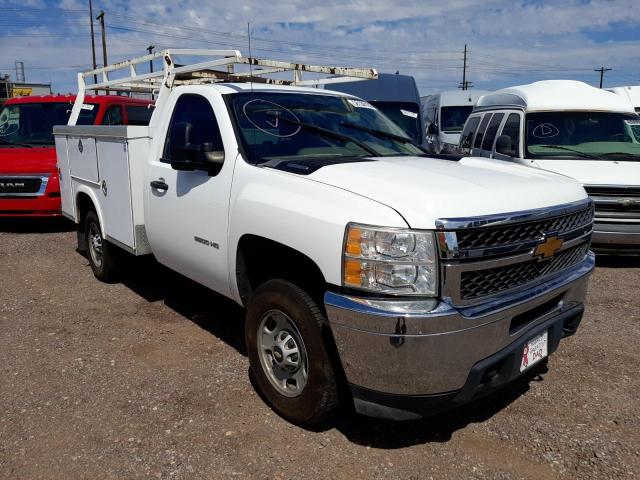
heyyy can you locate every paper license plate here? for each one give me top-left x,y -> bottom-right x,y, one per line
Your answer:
520,330 -> 548,372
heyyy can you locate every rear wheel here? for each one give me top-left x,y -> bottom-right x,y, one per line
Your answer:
246,279 -> 338,426
84,210 -> 119,283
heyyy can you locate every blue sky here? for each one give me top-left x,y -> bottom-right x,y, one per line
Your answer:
0,0 -> 639,96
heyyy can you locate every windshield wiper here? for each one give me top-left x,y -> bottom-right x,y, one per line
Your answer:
340,121 -> 429,154
599,152 -> 640,159
535,145 -> 603,160
0,138 -> 33,148
266,113 -> 380,157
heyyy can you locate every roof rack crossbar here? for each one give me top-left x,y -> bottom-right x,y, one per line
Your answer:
68,48 -> 377,125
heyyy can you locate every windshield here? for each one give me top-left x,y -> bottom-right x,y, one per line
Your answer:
0,102 -> 98,146
440,105 -> 473,133
229,93 -> 424,164
526,111 -> 640,161
368,101 -> 421,143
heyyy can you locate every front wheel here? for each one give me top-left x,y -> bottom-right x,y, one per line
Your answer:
84,210 -> 120,283
245,279 -> 338,426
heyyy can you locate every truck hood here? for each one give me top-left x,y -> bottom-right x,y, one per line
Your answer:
0,146 -> 57,174
309,156 -> 587,229
532,159 -> 640,187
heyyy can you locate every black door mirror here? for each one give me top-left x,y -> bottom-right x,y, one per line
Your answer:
427,123 -> 438,135
170,144 -> 224,171
495,135 -> 515,156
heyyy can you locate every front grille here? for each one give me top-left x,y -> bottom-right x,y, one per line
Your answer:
584,186 -> 640,198
584,186 -> 640,217
0,177 -> 42,194
456,205 -> 593,251
460,242 -> 590,301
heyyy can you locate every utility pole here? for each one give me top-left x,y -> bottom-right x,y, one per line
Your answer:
96,11 -> 107,67
147,45 -> 155,100
458,44 -> 472,90
88,0 -> 97,84
462,44 -> 467,90
96,10 -> 107,93
594,66 -> 612,88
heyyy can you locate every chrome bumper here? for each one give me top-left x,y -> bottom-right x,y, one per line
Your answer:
592,223 -> 640,247
325,253 -> 594,416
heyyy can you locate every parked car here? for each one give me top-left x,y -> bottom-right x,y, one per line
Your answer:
607,85 -> 640,113
0,94 -> 153,217
421,89 -> 490,154
56,51 -> 594,425
322,73 -> 424,146
459,80 -> 640,255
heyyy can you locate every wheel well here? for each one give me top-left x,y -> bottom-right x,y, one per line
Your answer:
76,192 -> 96,231
236,235 -> 327,308
75,193 -> 96,253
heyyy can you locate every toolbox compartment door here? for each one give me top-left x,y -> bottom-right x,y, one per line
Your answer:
96,138 -> 135,250
68,136 -> 99,184
54,135 -> 74,218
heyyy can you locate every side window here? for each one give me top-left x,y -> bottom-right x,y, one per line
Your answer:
162,94 -> 224,170
482,113 -> 504,151
498,113 -> 521,157
101,105 -> 124,125
473,113 -> 492,149
459,115 -> 481,154
125,105 -> 153,126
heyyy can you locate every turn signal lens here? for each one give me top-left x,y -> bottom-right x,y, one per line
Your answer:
345,227 -> 362,256
344,258 -> 363,286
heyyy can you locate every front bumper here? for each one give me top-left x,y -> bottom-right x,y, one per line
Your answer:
325,252 -> 594,420
592,222 -> 640,254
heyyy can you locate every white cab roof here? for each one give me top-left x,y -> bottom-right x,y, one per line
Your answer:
476,80 -> 635,113
606,85 -> 640,109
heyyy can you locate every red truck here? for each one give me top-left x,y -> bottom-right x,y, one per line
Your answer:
0,94 -> 153,216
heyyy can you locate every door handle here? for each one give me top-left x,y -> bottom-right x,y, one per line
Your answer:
150,180 -> 169,191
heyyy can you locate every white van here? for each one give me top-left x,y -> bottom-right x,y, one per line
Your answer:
459,80 -> 640,254
607,86 -> 640,113
422,90 -> 489,154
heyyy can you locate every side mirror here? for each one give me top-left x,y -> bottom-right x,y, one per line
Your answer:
170,143 -> 225,172
495,135 -> 515,156
427,123 -> 438,135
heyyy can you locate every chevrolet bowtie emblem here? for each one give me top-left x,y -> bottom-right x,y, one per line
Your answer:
534,235 -> 564,259
617,198 -> 639,207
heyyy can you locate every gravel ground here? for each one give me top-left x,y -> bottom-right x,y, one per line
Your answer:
1,218 -> 638,480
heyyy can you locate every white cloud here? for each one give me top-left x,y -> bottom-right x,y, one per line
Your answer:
1,0 -> 638,94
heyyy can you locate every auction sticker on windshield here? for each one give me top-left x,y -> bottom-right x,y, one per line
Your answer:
347,99 -> 375,109
520,330 -> 548,372
400,109 -> 418,118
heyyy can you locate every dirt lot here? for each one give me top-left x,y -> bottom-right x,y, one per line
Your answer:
0,218 -> 638,480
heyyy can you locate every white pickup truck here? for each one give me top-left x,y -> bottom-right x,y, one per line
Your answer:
55,50 -> 595,424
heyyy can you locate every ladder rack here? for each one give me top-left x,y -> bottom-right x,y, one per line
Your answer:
69,49 -> 378,125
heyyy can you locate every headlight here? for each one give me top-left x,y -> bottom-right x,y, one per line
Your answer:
342,224 -> 438,296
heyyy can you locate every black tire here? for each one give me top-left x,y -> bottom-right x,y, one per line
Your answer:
84,210 -> 119,283
246,279 -> 338,426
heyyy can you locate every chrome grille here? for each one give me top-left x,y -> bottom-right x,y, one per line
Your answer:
0,177 -> 41,194
0,176 -> 48,197
584,185 -> 640,219
460,243 -> 590,301
455,205 -> 593,251
438,199 -> 593,307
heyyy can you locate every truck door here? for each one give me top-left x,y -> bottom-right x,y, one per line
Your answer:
145,92 -> 234,297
